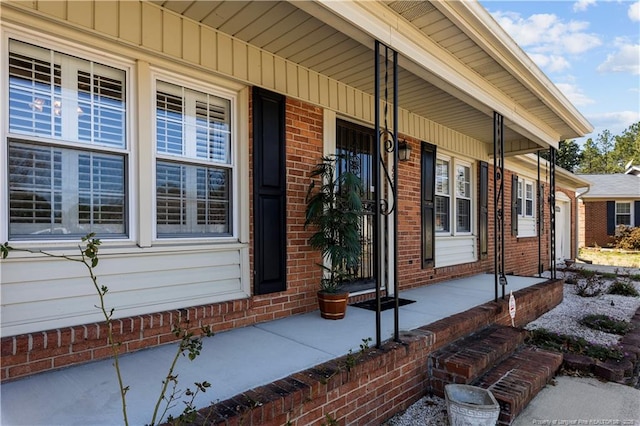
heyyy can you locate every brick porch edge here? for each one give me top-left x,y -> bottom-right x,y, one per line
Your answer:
180,279 -> 563,425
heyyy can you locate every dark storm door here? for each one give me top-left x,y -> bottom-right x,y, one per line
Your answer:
253,88 -> 286,295
336,119 -> 376,292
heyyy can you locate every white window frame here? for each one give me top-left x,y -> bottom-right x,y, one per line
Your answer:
435,155 -> 474,237
2,32 -> 134,243
454,160 -> 472,234
435,156 -> 451,234
615,201 -> 632,226
151,70 -> 238,242
516,177 -> 537,237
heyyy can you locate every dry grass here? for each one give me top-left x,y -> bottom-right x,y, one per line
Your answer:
578,247 -> 640,268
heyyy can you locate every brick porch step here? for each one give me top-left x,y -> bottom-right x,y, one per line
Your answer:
474,346 -> 563,425
429,325 -> 526,397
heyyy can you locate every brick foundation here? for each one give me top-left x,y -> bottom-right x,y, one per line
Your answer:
164,279 -> 562,425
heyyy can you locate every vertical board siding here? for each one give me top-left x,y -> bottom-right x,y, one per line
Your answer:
119,1 -> 141,45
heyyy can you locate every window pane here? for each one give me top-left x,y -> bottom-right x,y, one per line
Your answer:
435,195 -> 449,232
195,99 -> 231,164
456,165 -> 470,198
156,89 -> 184,155
78,153 -> 126,232
616,203 -> 630,214
436,159 -> 449,195
156,162 -> 231,236
156,81 -> 231,164
9,40 -> 126,148
457,199 -> 471,232
9,142 -> 126,238
77,69 -> 126,147
517,180 -> 523,216
9,47 -> 62,138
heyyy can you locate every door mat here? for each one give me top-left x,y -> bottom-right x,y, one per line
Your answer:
351,296 -> 416,312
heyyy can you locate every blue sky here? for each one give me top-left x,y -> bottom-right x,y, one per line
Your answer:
481,0 -> 640,144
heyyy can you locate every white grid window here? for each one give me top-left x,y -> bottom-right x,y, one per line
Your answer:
155,80 -> 232,237
616,202 -> 631,226
456,164 -> 471,233
7,39 -> 127,239
435,158 -> 450,232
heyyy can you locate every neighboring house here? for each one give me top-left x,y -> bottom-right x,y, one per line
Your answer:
578,165 -> 640,247
0,0 -> 592,380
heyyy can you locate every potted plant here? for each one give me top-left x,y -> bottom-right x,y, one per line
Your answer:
305,154 -> 364,319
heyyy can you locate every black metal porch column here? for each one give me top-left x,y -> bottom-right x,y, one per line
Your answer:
537,151 -> 542,276
373,40 -> 400,348
549,147 -> 557,279
374,41 -> 382,348
493,112 -> 507,301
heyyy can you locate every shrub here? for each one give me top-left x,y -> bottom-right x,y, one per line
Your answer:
607,280 -> 640,297
579,314 -> 633,335
527,328 -> 624,361
574,274 -> 604,297
613,226 -> 640,250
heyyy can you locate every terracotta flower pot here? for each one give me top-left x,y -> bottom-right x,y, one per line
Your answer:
317,291 -> 349,320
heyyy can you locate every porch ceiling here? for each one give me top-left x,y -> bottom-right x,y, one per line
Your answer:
150,0 -> 591,154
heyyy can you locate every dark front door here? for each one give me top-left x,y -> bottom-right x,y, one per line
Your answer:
336,119 -> 376,292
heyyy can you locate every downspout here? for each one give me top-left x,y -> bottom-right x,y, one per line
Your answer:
575,186 -> 590,261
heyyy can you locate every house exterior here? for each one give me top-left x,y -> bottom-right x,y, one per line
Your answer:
578,165 -> 640,247
0,0 -> 592,382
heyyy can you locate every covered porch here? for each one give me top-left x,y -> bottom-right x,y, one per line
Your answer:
0,273 -> 555,425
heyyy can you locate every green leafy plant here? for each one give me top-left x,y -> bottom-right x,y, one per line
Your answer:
1,235 -> 213,426
579,314 -> 633,335
607,279 -> 640,297
305,154 -> 364,293
527,328 -> 624,361
322,413 -> 339,426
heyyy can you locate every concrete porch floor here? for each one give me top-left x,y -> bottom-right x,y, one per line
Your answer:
0,273 -> 546,425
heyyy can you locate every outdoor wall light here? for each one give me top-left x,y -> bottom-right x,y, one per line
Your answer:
398,140 -> 411,162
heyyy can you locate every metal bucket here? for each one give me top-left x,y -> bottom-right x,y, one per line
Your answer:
444,384 -> 500,426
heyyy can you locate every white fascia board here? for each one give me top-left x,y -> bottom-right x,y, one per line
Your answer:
296,0 -> 563,149
435,1 -> 593,137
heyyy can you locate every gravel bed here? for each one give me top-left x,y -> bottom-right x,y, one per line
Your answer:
384,269 -> 640,425
526,272 -> 640,346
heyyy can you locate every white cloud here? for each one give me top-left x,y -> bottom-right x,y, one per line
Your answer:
554,82 -> 596,106
587,111 -> 640,130
629,2 -> 640,22
491,11 -> 602,73
529,53 -> 571,72
597,38 -> 640,75
573,0 -> 596,12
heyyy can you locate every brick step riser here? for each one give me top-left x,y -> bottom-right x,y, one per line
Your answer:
428,325 -> 526,397
474,347 -> 563,425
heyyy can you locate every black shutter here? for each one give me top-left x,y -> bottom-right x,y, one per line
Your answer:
606,201 -> 616,235
253,87 -> 287,295
479,161 -> 489,259
421,142 -> 436,268
511,174 -> 519,236
635,201 -> 640,227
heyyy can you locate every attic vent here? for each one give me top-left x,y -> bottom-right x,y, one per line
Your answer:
388,1 -> 436,21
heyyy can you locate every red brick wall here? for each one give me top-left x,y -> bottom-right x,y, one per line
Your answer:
0,97 -> 567,381
583,200 -> 615,247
